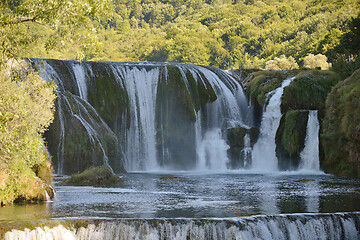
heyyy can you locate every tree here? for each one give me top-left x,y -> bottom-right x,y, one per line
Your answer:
265,55 -> 299,70
0,62 -> 56,204
303,54 -> 331,70
0,0 -> 110,204
0,0 -> 111,62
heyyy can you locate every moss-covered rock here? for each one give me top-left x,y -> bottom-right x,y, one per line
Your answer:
281,70 -> 341,113
87,62 -> 130,131
155,65 -> 220,169
61,166 -> 123,187
46,92 -> 126,175
245,71 -> 290,108
226,127 -> 259,169
322,69 -> 360,178
155,66 -> 197,169
227,127 -> 247,149
276,110 -> 309,171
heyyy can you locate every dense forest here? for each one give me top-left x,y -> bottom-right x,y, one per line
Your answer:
12,0 -> 359,72
1,0 -> 360,204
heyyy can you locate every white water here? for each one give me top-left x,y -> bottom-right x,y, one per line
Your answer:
4,213 -> 360,240
241,133 -> 252,168
189,66 -> 249,171
251,77 -> 295,171
197,128 -> 229,170
116,66 -> 160,171
299,110 -> 321,171
72,63 -> 89,101
109,64 -> 249,172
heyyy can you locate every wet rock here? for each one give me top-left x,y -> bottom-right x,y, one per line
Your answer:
276,110 -> 309,171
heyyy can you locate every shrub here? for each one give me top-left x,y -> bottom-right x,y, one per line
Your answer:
303,54 -> 331,70
0,60 -> 56,205
265,55 -> 299,70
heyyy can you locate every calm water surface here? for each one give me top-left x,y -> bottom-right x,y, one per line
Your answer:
1,172 -> 360,220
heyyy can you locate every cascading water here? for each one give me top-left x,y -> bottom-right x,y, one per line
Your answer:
196,128 -> 229,170
113,66 -> 160,171
33,59 -> 251,174
299,110 -> 321,172
251,77 -> 295,171
4,213 -> 360,240
241,133 -> 252,168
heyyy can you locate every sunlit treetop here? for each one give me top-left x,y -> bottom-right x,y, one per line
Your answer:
0,0 -> 111,63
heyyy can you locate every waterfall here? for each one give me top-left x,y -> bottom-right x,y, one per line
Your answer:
114,66 -> 160,171
241,133 -> 252,169
251,77 -> 295,171
197,128 -> 229,170
33,59 -> 251,174
72,63 -> 89,101
4,213 -> 360,240
299,110 -> 321,171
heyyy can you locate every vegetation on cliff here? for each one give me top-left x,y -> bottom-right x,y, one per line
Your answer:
0,0 -> 109,204
245,70 -> 289,108
0,64 -> 56,205
275,110 -> 308,171
322,69 -> 360,178
245,70 -> 344,173
281,71 -> 341,113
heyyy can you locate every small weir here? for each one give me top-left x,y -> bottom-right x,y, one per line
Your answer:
3,213 -> 360,240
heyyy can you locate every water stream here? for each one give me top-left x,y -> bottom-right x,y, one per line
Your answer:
1,173 -> 360,239
251,77 -> 295,171
6,60 -> 358,239
300,110 -> 320,171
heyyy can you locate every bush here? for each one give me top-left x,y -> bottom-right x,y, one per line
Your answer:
303,54 -> 331,70
332,53 -> 360,79
0,60 -> 56,205
265,55 -> 299,70
281,70 -> 341,113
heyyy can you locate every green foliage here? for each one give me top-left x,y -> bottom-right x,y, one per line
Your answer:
61,166 -> 123,187
245,71 -> 289,108
281,70 -> 341,112
303,54 -> 331,70
275,110 -> 308,171
322,69 -> 360,178
332,53 -> 360,79
3,0 -> 357,68
0,0 -> 111,62
330,13 -> 360,78
265,55 -> 299,70
0,62 -> 56,204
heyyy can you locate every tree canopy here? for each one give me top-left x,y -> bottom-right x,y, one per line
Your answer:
0,0 -> 110,204
0,0 -> 111,63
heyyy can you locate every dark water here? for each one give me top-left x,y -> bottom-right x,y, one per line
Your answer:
1,172 -> 360,221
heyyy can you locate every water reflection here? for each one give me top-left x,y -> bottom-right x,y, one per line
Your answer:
0,173 -> 359,220
256,178 -> 279,215
0,202 -> 51,220
305,180 -> 320,213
